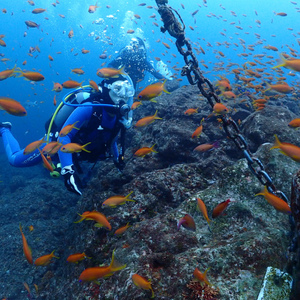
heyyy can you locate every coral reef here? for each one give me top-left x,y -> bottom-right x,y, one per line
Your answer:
0,84 -> 298,299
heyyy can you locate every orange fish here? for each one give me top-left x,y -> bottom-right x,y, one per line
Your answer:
272,53 -> 300,72
276,12 -> 287,16
41,141 -> 62,155
196,198 -> 211,225
75,211 -> 111,231
0,97 -> 27,116
253,99 -> 268,105
23,282 -> 32,297
135,110 -> 162,128
270,134 -> 300,162
71,67 -> 84,75
132,273 -> 155,298
60,142 -> 91,153
102,191 -> 135,208
114,223 -> 131,235
88,2 -> 99,13
15,69 -> 44,81
34,250 -> 59,266
0,39 -> 6,47
79,250 -> 126,282
68,29 -> 74,38
213,103 -> 229,115
162,42 -> 170,49
23,138 -> 45,155
127,29 -> 135,34
62,80 -> 83,89
89,80 -> 99,91
184,108 -> 198,115
53,95 -> 57,106
28,225 -> 34,232
59,121 -> 80,137
96,66 -> 126,78
134,144 -> 158,157
38,148 -> 54,172
212,199 -> 231,218
265,82 -> 294,94
222,91 -> 236,99
47,143 -> 62,156
177,214 -> 196,231
216,79 -> 231,91
264,45 -> 278,51
0,65 -> 17,81
137,80 -> 170,101
194,142 -> 219,152
67,252 -> 91,263
193,267 -> 212,286
25,20 -> 40,29
255,186 -> 291,214
192,124 -> 203,139
131,101 -> 142,110
52,82 -> 63,92
288,118 -> 300,129
32,8 -> 46,14
20,224 -> 33,264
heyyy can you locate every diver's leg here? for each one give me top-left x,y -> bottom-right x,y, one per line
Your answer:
0,124 -> 42,167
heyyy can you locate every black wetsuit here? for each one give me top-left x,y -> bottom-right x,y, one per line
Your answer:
108,47 -> 165,89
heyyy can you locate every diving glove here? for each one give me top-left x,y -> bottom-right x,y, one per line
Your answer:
61,164 -> 82,196
119,116 -> 132,129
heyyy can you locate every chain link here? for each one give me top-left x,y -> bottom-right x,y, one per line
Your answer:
154,0 -> 289,204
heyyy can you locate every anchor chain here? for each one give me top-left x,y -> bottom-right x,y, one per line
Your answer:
154,0 -> 298,294
155,0 -> 289,203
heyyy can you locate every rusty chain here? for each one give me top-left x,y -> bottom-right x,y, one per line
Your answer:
155,0 -> 290,204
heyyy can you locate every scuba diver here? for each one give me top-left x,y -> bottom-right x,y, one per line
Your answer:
108,37 -> 168,89
0,74 -> 134,196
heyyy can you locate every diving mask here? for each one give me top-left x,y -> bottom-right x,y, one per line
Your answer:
130,38 -> 139,48
107,80 -> 135,104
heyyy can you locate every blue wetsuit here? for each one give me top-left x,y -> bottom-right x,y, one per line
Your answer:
0,99 -> 129,170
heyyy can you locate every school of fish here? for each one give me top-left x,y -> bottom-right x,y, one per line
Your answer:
0,0 -> 299,298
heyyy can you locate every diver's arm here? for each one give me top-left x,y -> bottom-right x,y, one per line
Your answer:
145,61 -> 166,80
107,48 -> 127,68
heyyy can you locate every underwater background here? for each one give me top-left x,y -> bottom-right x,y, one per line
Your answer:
0,0 -> 300,299
0,0 -> 299,144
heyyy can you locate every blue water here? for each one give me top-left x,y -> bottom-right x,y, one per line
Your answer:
0,1 -> 299,298
0,0 -> 299,153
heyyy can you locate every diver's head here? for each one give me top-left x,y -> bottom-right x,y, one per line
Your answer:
128,37 -> 146,57
100,74 -> 135,115
129,37 -> 139,50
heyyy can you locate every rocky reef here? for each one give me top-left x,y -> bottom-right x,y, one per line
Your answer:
0,84 -> 299,299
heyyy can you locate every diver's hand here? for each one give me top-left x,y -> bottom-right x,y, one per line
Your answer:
119,116 -> 132,129
114,156 -> 125,172
61,164 -> 82,196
